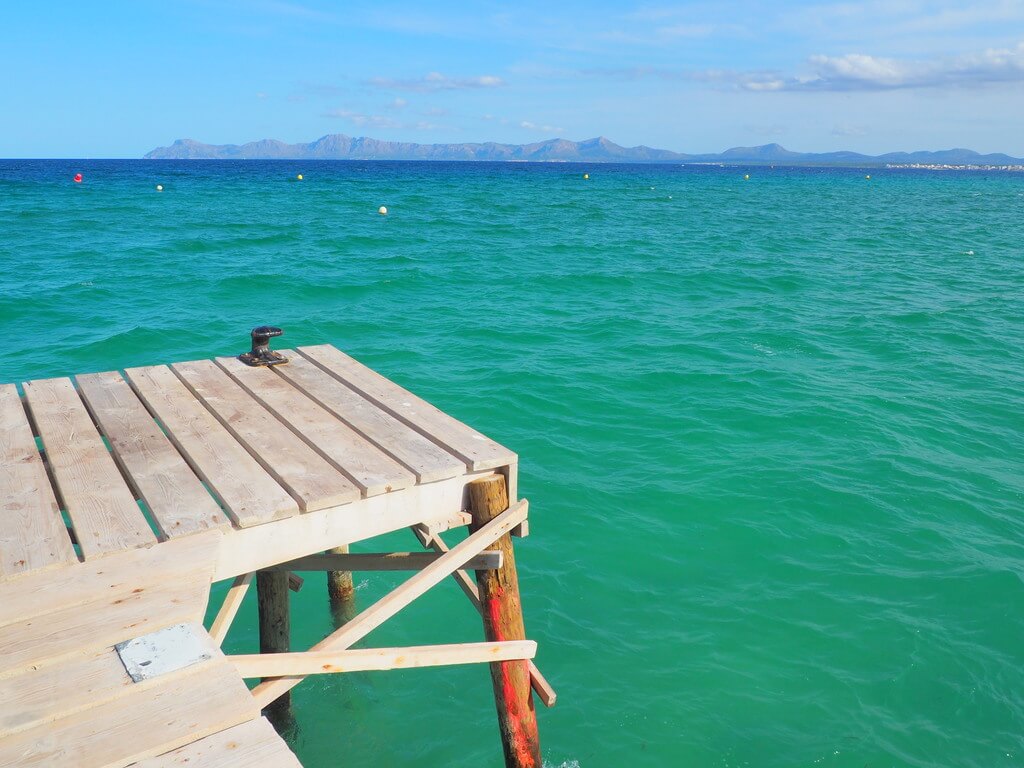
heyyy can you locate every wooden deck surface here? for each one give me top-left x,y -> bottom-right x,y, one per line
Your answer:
0,343 -> 519,767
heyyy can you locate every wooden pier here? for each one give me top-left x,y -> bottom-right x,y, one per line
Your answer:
0,337 -> 553,767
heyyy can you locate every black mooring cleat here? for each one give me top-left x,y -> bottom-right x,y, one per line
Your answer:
239,326 -> 288,367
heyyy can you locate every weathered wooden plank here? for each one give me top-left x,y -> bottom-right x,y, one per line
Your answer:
230,640 -> 536,678
0,530 -> 221,629
172,360 -> 360,513
0,622 -> 218,739
251,499 -> 529,707
124,365 -> 298,528
263,550 -> 502,572
297,344 -> 517,471
274,351 -> 464,483
0,646 -> 130,739
215,355 -> 416,497
0,384 -> 76,577
0,577 -> 210,678
22,377 -> 155,558
133,717 -> 302,768
76,371 -> 227,539
0,658 -> 257,768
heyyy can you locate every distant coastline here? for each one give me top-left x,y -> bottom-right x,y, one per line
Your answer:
144,135 -> 1024,168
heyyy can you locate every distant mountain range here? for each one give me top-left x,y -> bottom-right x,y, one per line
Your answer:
144,136 -> 1024,166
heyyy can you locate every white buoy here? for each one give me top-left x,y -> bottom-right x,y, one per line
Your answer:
378,206 -> 388,215
297,174 -> 303,180
156,184 -> 163,192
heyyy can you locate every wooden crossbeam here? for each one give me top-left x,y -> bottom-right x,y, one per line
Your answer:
261,551 -> 502,573
413,527 -> 557,708
412,510 -> 472,541
250,499 -> 529,708
229,640 -> 536,678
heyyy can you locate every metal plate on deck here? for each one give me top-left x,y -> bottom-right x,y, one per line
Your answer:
115,622 -> 216,683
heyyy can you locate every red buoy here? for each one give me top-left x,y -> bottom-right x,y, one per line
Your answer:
73,173 -> 83,183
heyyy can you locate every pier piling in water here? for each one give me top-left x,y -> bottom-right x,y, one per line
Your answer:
257,570 -> 292,721
468,475 -> 542,768
327,544 -> 357,625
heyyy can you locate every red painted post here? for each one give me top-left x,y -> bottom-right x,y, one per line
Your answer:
468,475 -> 542,768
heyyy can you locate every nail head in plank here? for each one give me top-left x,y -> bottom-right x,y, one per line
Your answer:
76,371 -> 228,539
298,344 -> 517,471
274,351 -> 464,483
215,355 -> 416,496
132,716 -> 302,768
0,384 -> 77,577
22,377 -> 156,558
172,359 -> 360,512
0,656 -> 257,768
124,365 -> 299,528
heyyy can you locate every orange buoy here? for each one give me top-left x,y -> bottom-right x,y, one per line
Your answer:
73,173 -> 83,183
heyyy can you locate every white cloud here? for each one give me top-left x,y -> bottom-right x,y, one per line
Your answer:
387,98 -> 408,110
748,41 -> 1024,91
368,72 -> 505,92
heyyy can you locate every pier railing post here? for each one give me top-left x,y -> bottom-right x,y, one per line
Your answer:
327,544 -> 357,625
257,570 -> 292,722
467,475 -> 542,768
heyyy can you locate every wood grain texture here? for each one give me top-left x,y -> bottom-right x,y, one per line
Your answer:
216,355 -> 416,496
0,577 -> 210,678
0,530 -> 221,629
132,717 -> 302,768
0,384 -> 76,577
124,365 -> 298,527
0,657 -> 257,768
0,622 -> 216,739
275,351 -> 464,483
297,344 -> 516,471
229,640 -> 536,678
76,371 -> 227,539
172,359 -> 360,512
22,377 -> 155,558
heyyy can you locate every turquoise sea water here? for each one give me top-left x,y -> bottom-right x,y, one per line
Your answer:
1,160 -> 1022,767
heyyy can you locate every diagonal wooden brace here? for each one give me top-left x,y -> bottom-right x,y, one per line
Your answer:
412,526 -> 557,707
250,499 -> 529,709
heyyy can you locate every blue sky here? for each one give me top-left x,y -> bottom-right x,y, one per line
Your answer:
3,1 -> 1023,157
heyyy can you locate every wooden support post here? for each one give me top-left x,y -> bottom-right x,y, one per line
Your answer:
256,570 -> 292,723
326,544 -> 356,626
411,527 -> 556,707
468,475 -> 542,768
